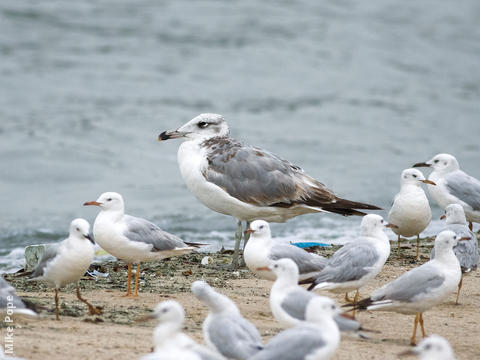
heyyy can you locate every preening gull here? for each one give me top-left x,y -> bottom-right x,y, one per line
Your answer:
30,218 -> 101,320
388,168 -> 435,259
84,192 -> 196,297
260,258 -> 373,337
191,280 -> 263,360
430,204 -> 478,304
159,113 -> 381,268
399,335 -> 456,360
306,215 -> 395,315
244,220 -> 327,281
139,300 -> 224,360
413,153 -> 480,229
351,230 -> 464,345
0,278 -> 37,318
249,296 -> 340,360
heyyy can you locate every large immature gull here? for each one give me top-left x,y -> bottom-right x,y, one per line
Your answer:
139,300 -> 224,360
430,204 -> 478,304
158,113 -> 381,268
399,335 -> 456,360
249,296 -> 340,360
350,230 -> 464,345
191,280 -> 263,360
84,192 -> 196,297
243,220 -> 327,281
0,278 -> 37,318
413,153 -> 480,230
30,219 -> 101,320
306,214 -> 396,314
259,258 -> 372,337
388,168 -> 435,259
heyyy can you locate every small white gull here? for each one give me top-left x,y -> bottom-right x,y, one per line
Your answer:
399,335 -> 456,360
351,230 -> 464,345
306,214 -> 396,314
388,168 -> 435,259
413,153 -> 480,229
243,220 -> 327,281
191,280 -> 263,360
259,258 -> 373,337
249,296 -> 340,360
159,113 -> 381,268
430,204 -> 478,304
139,300 -> 224,360
84,192 -> 196,297
30,218 -> 101,320
0,278 -> 37,318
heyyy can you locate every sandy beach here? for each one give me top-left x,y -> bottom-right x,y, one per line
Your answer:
3,238 -> 480,360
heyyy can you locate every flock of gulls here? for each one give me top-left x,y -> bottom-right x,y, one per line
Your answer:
3,113 -> 480,360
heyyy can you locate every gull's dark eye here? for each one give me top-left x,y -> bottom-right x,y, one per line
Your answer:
259,225 -> 264,229
424,344 -> 432,350
274,264 -> 278,269
162,308 -> 168,313
76,227 -> 80,231
330,304 -> 335,310
434,159 -> 439,164
107,198 -> 112,202
198,121 -> 208,128
412,174 -> 417,178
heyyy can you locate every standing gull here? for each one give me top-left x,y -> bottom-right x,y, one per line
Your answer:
159,113 -> 381,268
306,215 -> 395,314
84,192 -> 195,297
430,204 -> 478,304
259,258 -> 373,337
413,153 -> 480,230
388,168 -> 435,259
243,220 -> 327,281
350,230 -> 464,345
249,296 -> 340,360
139,300 -> 224,360
30,218 -> 101,320
0,278 -> 37,318
399,335 -> 456,360
191,280 -> 263,360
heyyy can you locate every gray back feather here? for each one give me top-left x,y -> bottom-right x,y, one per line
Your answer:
30,243 -> 60,278
270,244 -> 327,274
280,289 -> 315,321
313,241 -> 379,284
445,171 -> 480,211
208,314 -> 263,360
124,215 -> 187,251
372,263 -> 445,302
250,325 -> 326,360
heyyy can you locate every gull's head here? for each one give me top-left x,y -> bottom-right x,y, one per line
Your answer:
305,296 -> 340,323
400,168 -> 436,187
413,153 -> 459,174
191,280 -> 212,301
267,258 -> 299,281
69,218 -> 94,244
399,335 -> 454,359
434,230 -> 464,255
158,113 -> 229,142
360,214 -> 397,236
151,300 -> 185,325
246,220 -> 271,240
443,204 -> 467,225
83,192 -> 125,212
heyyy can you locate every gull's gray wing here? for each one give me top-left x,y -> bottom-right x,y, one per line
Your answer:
201,137 -> 378,215
445,171 -> 480,211
313,241 -> 379,285
123,215 -> 188,251
334,314 -> 362,332
270,244 -> 327,274
30,243 -> 61,278
193,345 -> 225,360
372,263 -> 445,302
207,314 -> 263,360
0,278 -> 24,309
250,325 -> 325,360
280,289 -> 315,320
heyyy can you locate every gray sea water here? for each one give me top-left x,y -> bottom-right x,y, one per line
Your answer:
1,0 -> 479,273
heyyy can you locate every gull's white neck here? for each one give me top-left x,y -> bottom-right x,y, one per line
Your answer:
97,208 -> 124,223
153,322 -> 182,349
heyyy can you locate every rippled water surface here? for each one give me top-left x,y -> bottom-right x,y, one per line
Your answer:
1,0 -> 479,272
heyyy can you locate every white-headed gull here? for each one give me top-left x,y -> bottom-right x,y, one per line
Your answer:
398,335 -> 456,360
388,168 -> 435,258
243,220 -> 327,281
84,192 -> 196,297
159,113 -> 380,267
30,218 -> 101,320
413,153 -> 480,230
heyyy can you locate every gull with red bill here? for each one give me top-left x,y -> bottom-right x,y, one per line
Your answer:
84,192 -> 197,297
387,168 -> 436,259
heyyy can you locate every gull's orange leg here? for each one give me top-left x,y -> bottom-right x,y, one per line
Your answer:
455,276 -> 463,305
344,292 -> 354,303
76,286 -> 102,315
415,234 -> 420,260
397,235 -> 402,257
133,263 -> 140,298
410,313 -> 420,345
123,263 -> 132,296
419,312 -> 426,338
351,290 -> 360,319
55,288 -> 60,321
469,221 -> 473,231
